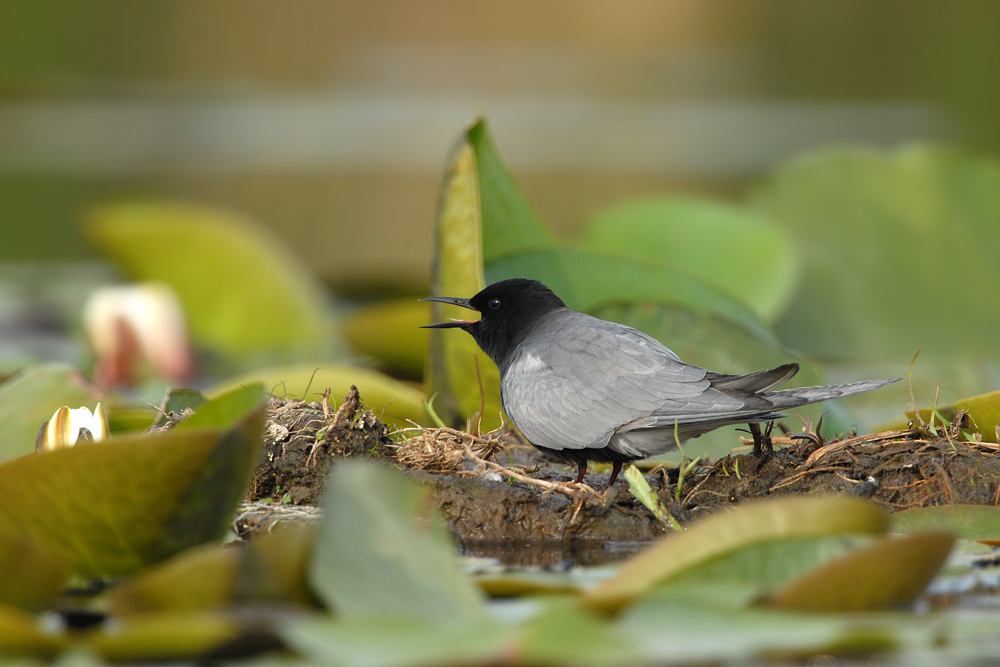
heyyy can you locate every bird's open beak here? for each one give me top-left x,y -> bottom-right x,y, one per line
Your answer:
419,295 -> 479,329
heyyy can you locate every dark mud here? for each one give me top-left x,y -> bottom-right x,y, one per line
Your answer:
245,390 -> 1000,546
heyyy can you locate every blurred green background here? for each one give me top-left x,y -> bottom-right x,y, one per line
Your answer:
3,0 -> 1000,450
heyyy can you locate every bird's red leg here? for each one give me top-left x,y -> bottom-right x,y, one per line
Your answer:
574,462 -> 587,484
608,462 -> 623,487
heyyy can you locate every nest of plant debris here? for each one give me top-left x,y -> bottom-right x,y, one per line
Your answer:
389,426 -> 505,474
673,411 -> 1000,521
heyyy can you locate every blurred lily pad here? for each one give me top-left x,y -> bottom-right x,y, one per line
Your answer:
343,299 -> 432,377
84,610 -> 246,662
0,531 -> 68,612
282,614 -> 510,667
765,532 -> 955,612
0,384 -> 265,576
519,598 -> 643,666
309,461 -> 487,624
584,496 -> 890,614
87,202 -> 341,359
109,522 -> 316,615
0,603 -> 68,658
893,505 -> 1000,540
208,364 -> 428,429
753,147 -> 1000,363
581,197 -> 797,323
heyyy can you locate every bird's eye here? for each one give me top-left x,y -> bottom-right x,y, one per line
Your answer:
489,297 -> 501,310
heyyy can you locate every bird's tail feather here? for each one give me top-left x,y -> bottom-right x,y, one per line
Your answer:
767,378 -> 900,409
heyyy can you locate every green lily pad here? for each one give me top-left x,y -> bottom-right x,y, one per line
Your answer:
581,197 -> 797,323
86,202 -> 341,358
282,614 -> 511,667
893,505 -> 1000,540
753,146 -> 1000,364
0,602 -> 68,658
308,461 -> 487,624
584,496 -> 890,614
84,610 -> 245,662
518,598 -> 643,666
0,386 -> 266,576
764,532 -> 955,612
0,531 -> 68,612
343,299 -> 432,377
109,522 -> 316,615
207,364 -> 428,430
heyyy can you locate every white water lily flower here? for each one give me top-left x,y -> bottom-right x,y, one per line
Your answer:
36,403 -> 110,452
83,283 -> 194,387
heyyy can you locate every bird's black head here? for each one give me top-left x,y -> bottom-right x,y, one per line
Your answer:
421,278 -> 567,368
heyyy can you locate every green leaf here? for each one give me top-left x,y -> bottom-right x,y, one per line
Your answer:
425,135 -> 503,430
0,397 -> 265,576
583,495 -> 890,614
177,383 -> 265,431
753,146 -> 1000,363
282,614 -> 511,667
308,461 -> 487,623
893,505 -> 1000,540
581,197 -> 797,323
207,364 -> 428,430
0,603 -> 68,658
0,363 -> 118,463
486,248 -> 777,345
84,610 -> 244,662
468,118 -> 557,264
623,464 -> 670,526
109,522 -> 316,615
0,531 -> 68,612
617,600 -> 883,664
518,598 -> 644,666
666,535 -> 876,595
764,532 -> 955,612
86,202 -> 340,357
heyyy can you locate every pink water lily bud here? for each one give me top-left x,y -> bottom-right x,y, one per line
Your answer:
83,283 -> 194,387
36,403 -> 110,452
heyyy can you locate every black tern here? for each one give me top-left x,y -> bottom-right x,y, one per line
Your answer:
422,278 -> 898,486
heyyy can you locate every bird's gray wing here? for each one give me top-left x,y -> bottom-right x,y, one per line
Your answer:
500,312 -> 717,452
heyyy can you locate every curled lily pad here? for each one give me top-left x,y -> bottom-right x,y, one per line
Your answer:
425,132 -> 503,430
764,532 -> 955,612
583,496 -> 890,614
